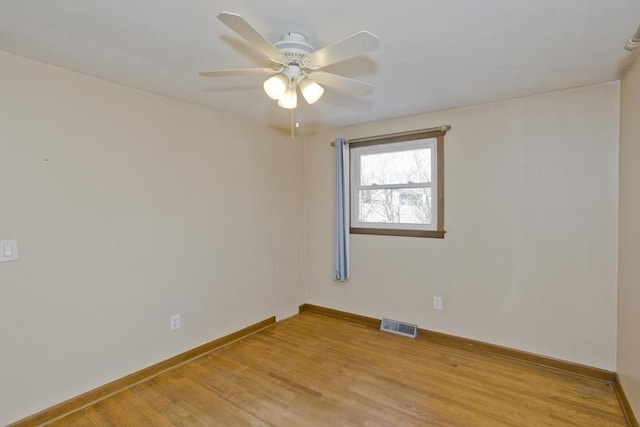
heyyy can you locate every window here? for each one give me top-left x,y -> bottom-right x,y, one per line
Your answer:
349,128 -> 446,238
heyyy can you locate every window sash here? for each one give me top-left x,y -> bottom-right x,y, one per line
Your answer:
356,182 -> 433,190
351,138 -> 437,231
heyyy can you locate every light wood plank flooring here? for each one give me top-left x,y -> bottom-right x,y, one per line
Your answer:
48,312 -> 627,426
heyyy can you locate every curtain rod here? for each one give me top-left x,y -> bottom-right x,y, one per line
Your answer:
330,125 -> 451,146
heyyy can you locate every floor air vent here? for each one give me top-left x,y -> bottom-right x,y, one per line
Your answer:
380,318 -> 417,338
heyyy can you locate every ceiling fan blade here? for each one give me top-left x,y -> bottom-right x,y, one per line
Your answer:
309,72 -> 374,96
217,12 -> 286,62
199,68 -> 275,77
305,31 -> 379,68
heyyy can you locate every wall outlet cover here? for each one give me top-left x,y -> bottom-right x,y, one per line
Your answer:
170,314 -> 181,331
0,240 -> 18,262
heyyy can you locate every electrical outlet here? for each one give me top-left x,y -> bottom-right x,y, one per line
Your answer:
170,314 -> 181,331
433,296 -> 443,310
0,240 -> 18,262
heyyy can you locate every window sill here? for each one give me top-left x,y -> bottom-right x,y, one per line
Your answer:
350,227 -> 446,239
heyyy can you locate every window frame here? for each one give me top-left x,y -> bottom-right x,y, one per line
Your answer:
349,128 -> 446,239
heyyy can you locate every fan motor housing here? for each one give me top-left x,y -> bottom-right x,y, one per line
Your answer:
275,32 -> 315,63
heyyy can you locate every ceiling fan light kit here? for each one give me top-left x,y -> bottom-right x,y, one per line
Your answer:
277,84 -> 298,109
298,78 -> 324,104
263,73 -> 288,100
264,61 -> 322,109
199,12 -> 379,111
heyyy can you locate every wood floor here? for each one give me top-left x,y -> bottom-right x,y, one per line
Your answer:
48,312 -> 627,426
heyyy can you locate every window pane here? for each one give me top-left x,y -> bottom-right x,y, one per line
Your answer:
360,148 -> 431,185
358,188 -> 432,224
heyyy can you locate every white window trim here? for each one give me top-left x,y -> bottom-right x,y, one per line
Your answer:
350,138 -> 438,231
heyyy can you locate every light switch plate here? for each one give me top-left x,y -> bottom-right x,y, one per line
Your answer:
0,240 -> 18,262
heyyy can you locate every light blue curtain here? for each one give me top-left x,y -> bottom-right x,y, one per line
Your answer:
334,138 -> 350,281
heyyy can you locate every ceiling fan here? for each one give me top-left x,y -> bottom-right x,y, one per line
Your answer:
199,12 -> 380,110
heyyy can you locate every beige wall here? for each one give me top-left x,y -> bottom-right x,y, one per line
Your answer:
618,53 -> 640,418
0,52 -> 305,425
0,49 -> 629,425
304,82 -> 620,371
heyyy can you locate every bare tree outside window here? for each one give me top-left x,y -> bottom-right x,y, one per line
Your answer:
358,148 -> 432,225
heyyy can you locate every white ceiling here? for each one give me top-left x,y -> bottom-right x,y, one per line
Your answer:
1,1 -> 638,134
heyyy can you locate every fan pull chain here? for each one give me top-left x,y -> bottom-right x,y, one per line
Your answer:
290,109 -> 295,139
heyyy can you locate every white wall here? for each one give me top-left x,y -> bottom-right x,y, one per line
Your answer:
304,82 -> 619,370
618,53 -> 640,418
0,52 -> 305,425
